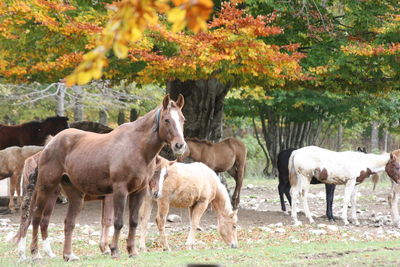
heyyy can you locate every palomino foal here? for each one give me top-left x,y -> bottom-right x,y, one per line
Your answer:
16,94 -> 186,261
139,156 -> 238,251
289,146 -> 390,226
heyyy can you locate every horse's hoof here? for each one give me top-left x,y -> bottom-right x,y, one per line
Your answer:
196,226 -> 204,231
63,253 -> 80,262
293,220 -> 302,227
47,252 -> 56,258
283,211 -> 289,216
138,247 -> 147,253
0,208 -> 11,215
128,251 -> 139,258
100,245 -> 111,255
32,253 -> 42,261
111,250 -> 119,259
18,254 -> 27,262
308,218 -> 315,224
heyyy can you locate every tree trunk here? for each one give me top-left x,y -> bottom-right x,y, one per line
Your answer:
371,121 -> 379,152
73,86 -> 83,121
130,108 -> 138,122
56,83 -> 65,116
99,109 -> 108,125
167,79 -> 232,142
383,129 -> 389,152
336,124 -> 343,151
117,110 -> 125,125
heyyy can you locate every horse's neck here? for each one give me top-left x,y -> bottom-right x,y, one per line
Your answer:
212,182 -> 233,218
365,153 -> 390,173
189,142 -> 205,162
123,109 -> 164,163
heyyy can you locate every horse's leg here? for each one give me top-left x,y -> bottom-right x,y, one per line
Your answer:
301,180 -> 314,224
186,201 -> 208,250
341,179 -> 356,226
40,187 -> 60,258
17,190 -> 37,260
31,186 -> 57,259
278,180 -> 287,213
155,200 -> 170,251
110,186 -> 128,258
126,189 -> 146,257
99,195 -> 113,255
389,183 -> 400,228
350,185 -> 360,226
138,192 -> 153,252
290,173 -> 302,226
227,167 -> 240,209
234,160 -> 245,209
8,173 -> 17,212
61,183 -> 84,261
325,184 -> 336,222
16,173 -> 22,209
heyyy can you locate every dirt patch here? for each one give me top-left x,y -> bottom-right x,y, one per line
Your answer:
1,180 -> 399,235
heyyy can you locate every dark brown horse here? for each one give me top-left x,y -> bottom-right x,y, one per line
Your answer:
70,121 -> 113,134
178,137 -> 246,209
0,116 -> 69,150
15,94 -> 186,261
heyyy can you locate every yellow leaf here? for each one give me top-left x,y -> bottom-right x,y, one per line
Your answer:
77,71 -> 92,85
114,41 -> 128,58
167,7 -> 186,32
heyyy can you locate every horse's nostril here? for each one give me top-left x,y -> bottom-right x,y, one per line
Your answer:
175,143 -> 183,149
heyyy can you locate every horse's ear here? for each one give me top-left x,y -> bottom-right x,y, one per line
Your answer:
390,152 -> 397,160
176,94 -> 184,109
162,94 -> 170,109
155,155 -> 161,164
169,160 -> 176,166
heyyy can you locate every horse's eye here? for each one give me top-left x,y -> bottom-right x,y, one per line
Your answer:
233,225 -> 237,229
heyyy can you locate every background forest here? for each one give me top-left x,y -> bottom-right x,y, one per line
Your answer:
1,0 -> 399,177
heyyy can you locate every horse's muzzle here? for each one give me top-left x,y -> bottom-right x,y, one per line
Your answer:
230,243 -> 238,249
152,192 -> 161,199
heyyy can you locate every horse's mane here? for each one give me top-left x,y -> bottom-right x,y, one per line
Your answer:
42,116 -> 68,123
186,137 -> 214,146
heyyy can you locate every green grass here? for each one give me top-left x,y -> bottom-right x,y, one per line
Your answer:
1,226 -> 399,267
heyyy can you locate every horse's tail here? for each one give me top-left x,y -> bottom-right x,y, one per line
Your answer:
11,167 -> 38,245
288,151 -> 298,187
372,173 -> 380,191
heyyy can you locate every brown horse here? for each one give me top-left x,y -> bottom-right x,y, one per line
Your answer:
139,156 -> 238,251
178,137 -> 246,209
15,152 -> 165,259
0,146 -> 43,213
15,94 -> 186,261
0,116 -> 69,150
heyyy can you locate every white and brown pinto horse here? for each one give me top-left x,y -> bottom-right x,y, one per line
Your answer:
14,94 -> 186,261
139,157 -> 238,251
289,146 -> 391,226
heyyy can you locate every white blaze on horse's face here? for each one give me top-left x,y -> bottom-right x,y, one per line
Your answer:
171,110 -> 186,155
153,167 -> 167,199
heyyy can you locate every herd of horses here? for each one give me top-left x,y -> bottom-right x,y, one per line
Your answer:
0,94 -> 399,262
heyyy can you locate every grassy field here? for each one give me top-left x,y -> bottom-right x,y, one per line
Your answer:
1,224 -> 399,267
1,174 -> 399,266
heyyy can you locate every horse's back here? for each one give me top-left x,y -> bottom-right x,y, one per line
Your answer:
20,146 -> 43,158
164,162 -> 217,207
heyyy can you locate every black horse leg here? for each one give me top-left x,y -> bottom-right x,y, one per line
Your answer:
325,184 -> 336,222
278,183 -> 286,212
